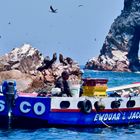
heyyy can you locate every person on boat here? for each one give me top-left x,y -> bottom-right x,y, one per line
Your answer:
79,70 -> 84,96
55,71 -> 72,97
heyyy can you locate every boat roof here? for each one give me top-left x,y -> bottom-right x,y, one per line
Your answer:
107,82 -> 140,92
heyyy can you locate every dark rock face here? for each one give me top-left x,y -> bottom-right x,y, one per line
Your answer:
85,0 -> 140,72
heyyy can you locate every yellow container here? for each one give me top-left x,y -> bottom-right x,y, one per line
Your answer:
82,85 -> 107,97
83,86 -> 94,96
82,78 -> 108,97
94,85 -> 107,91
94,91 -> 107,96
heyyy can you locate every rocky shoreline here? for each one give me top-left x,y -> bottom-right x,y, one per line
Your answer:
0,44 -> 82,93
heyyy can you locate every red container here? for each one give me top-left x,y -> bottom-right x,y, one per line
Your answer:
82,78 -> 108,86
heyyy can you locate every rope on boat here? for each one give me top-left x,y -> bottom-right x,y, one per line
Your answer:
100,120 -> 111,128
95,112 -> 111,128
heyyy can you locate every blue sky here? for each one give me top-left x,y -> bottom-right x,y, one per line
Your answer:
0,0 -> 123,64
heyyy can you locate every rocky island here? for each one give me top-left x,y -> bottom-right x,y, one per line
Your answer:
85,0 -> 140,72
0,44 -> 81,93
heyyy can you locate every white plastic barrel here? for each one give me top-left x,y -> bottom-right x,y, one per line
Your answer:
68,80 -> 80,97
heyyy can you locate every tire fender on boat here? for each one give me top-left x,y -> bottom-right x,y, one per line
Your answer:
94,101 -> 105,112
80,99 -> 92,114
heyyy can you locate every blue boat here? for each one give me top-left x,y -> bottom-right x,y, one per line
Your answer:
0,94 -> 9,127
1,79 -> 140,128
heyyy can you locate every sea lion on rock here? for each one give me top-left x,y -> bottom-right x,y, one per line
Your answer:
37,53 -> 57,71
59,54 -> 67,66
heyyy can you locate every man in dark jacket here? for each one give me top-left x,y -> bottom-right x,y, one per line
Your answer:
55,71 -> 72,97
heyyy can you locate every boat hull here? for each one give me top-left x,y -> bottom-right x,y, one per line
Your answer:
11,108 -> 140,128
10,96 -> 140,127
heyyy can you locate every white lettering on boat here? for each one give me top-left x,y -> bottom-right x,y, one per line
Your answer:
33,102 -> 45,115
20,101 -> 31,113
94,113 -> 121,121
20,101 -> 45,115
0,100 -> 5,112
128,112 -> 140,119
94,112 -> 140,121
122,113 -> 126,120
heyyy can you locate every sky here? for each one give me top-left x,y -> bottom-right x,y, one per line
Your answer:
0,0 -> 123,65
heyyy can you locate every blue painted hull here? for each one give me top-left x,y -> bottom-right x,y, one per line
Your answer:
47,110 -> 140,127
11,109 -> 140,128
10,96 -> 140,127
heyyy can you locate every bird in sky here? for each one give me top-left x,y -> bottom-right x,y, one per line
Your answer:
50,5 -> 58,13
78,5 -> 83,7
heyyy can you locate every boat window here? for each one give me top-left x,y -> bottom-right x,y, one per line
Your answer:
111,100 -> 121,109
77,101 -> 83,108
60,101 -> 70,109
126,100 -> 135,108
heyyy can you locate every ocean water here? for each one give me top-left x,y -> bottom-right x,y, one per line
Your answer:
1,70 -> 140,140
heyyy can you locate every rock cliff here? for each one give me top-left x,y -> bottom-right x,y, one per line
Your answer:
85,0 -> 140,72
0,44 -> 43,74
0,44 -> 81,92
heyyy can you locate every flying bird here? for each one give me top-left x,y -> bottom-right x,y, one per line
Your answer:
50,5 -> 57,13
78,5 -> 83,7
